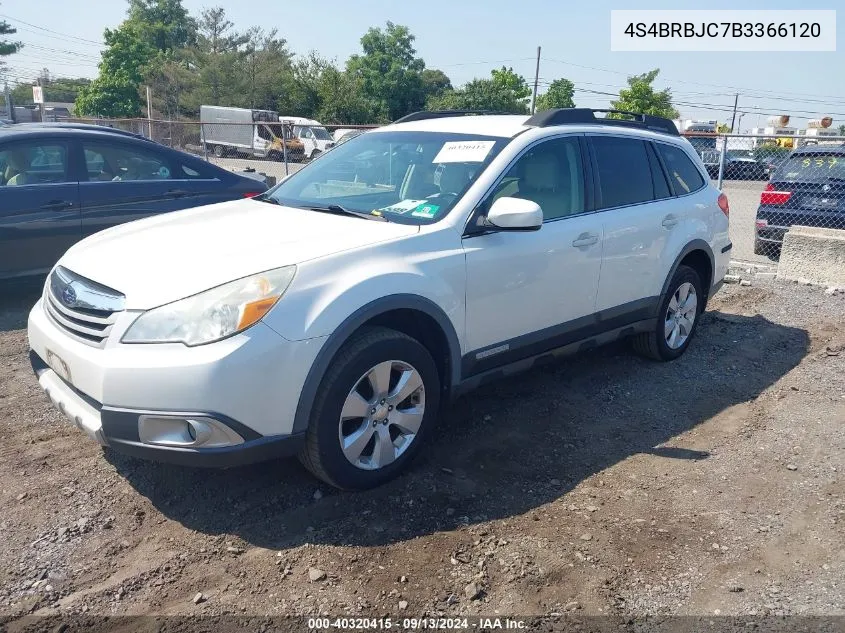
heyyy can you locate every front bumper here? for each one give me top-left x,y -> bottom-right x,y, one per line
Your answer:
28,297 -> 325,467
30,350 -> 305,467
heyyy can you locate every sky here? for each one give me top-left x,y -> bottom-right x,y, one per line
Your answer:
1,0 -> 843,131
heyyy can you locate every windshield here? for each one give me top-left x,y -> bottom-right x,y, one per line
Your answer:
775,153 -> 845,182
313,127 -> 332,140
266,131 -> 509,224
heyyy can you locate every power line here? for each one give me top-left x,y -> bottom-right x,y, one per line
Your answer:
0,13 -> 103,46
543,56 -> 845,104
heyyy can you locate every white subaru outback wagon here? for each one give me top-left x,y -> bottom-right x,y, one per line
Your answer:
28,109 -> 731,489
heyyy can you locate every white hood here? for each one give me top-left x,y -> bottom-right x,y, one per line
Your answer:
59,199 -> 418,309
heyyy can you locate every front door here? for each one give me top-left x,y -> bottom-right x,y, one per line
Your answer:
462,135 -> 603,375
0,139 -> 80,279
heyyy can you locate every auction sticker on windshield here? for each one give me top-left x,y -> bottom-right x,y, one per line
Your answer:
410,203 -> 440,219
379,199 -> 429,214
433,141 -> 496,164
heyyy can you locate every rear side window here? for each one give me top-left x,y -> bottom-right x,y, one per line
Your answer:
656,143 -> 706,194
591,136 -> 654,208
82,141 -> 173,182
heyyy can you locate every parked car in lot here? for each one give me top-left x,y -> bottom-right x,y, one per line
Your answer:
721,150 -> 771,180
28,108 -> 729,489
1,125 -> 268,281
334,129 -> 365,146
754,144 -> 845,256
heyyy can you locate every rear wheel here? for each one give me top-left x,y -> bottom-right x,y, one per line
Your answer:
633,265 -> 703,361
309,149 -> 322,162
212,144 -> 224,158
299,327 -> 440,490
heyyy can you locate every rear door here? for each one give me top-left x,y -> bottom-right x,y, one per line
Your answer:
760,151 -> 845,231
78,138 -> 206,238
589,134 -> 675,311
0,138 -> 80,279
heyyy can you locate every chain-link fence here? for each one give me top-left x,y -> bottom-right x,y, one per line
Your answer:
68,117 -> 379,184
685,133 -> 845,262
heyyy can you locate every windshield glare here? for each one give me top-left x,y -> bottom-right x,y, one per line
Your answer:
267,131 -> 508,224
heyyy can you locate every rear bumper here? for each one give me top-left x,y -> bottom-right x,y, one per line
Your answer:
30,349 -> 306,468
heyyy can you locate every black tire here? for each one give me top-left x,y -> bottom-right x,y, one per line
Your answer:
754,238 -> 766,256
213,144 -> 224,158
309,149 -> 322,162
633,265 -> 703,362
299,327 -> 441,490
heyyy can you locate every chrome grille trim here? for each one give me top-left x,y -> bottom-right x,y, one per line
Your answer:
45,267 -> 125,347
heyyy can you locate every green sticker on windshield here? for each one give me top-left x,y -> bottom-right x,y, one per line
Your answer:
411,203 -> 440,219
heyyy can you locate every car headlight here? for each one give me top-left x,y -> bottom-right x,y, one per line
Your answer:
122,266 -> 296,346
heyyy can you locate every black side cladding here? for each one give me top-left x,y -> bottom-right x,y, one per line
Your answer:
525,108 -> 680,137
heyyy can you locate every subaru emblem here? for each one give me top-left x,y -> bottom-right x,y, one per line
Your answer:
822,184 -> 831,193
61,283 -> 78,307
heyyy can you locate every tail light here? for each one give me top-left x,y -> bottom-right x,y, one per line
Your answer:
242,192 -> 262,198
755,219 -> 768,228
717,192 -> 729,217
760,183 -> 792,206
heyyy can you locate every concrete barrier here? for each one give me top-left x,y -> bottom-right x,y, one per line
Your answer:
776,226 -> 845,287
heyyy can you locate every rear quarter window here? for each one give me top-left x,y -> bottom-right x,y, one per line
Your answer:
656,143 -> 706,195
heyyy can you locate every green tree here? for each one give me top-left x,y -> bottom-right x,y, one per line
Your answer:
839,124 -> 845,136
127,0 -> 196,52
610,69 -> 679,119
11,76 -> 91,104
346,22 -> 426,121
75,24 -> 153,117
283,51 -> 331,119
428,67 -> 530,114
421,68 -> 452,100
316,67 -> 378,124
535,78 -> 575,111
0,7 -> 22,78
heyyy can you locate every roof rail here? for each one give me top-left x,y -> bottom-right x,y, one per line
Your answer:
525,108 -> 680,137
393,110 -> 511,124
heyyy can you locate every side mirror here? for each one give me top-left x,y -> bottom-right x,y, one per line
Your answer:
486,197 -> 543,231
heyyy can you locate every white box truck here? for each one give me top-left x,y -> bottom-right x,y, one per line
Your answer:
200,106 -> 304,161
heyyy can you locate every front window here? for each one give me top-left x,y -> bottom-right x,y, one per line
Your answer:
312,127 -> 332,141
265,131 -> 509,224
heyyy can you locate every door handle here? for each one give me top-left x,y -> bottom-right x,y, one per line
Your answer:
41,200 -> 74,211
662,215 -> 679,229
571,233 -> 599,248
166,189 -> 190,198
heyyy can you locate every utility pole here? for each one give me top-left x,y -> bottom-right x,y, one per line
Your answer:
729,93 -> 739,133
146,86 -> 153,139
37,77 -> 45,122
3,82 -> 12,121
531,46 -> 541,114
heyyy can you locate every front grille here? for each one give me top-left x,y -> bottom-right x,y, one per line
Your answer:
45,267 -> 125,347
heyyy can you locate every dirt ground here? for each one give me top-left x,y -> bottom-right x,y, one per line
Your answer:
1,277 -> 843,623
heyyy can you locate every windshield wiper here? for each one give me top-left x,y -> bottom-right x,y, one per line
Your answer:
253,193 -> 281,205
307,204 -> 388,222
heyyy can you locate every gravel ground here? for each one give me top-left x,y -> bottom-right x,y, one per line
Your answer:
0,277 -> 843,621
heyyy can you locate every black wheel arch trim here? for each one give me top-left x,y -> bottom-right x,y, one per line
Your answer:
659,240 -> 716,311
291,294 -> 462,434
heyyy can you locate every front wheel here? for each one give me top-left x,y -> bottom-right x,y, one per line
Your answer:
212,144 -> 224,158
299,327 -> 441,489
633,265 -> 703,361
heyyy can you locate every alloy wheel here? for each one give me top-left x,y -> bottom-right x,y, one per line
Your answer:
664,282 -> 698,349
338,360 -> 426,470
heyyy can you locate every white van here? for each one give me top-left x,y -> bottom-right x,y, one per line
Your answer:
279,116 -> 335,160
